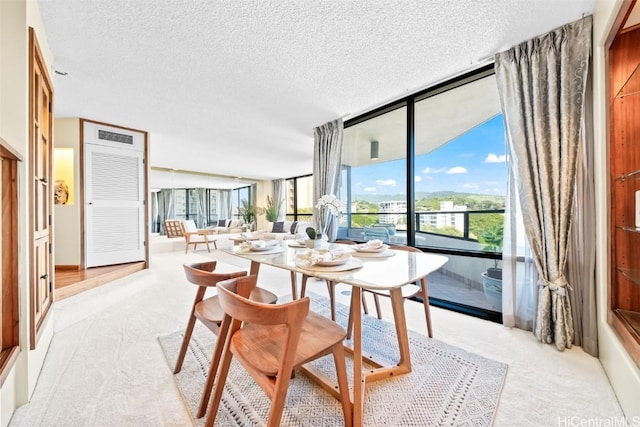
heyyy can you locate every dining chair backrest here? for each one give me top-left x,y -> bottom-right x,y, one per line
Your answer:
207,275 -> 351,427
183,261 -> 247,287
363,226 -> 390,243
217,276 -> 309,328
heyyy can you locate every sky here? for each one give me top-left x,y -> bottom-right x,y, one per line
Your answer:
351,115 -> 508,197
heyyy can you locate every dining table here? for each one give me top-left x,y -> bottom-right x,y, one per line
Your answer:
224,240 -> 448,426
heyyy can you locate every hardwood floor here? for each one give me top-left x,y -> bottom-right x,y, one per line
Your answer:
54,262 -> 146,301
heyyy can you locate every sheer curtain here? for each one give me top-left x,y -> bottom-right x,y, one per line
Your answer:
312,118 -> 343,242
219,190 -> 232,220
272,179 -> 286,221
495,16 -> 592,350
158,189 -> 175,235
566,73 -> 598,357
502,167 -> 537,330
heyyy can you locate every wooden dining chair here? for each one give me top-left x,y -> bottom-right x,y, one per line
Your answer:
299,239 -> 373,321
347,244 -> 434,339
205,275 -> 352,427
173,261 -> 278,418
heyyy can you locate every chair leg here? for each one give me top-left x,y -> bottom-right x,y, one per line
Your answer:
212,239 -> 218,249
361,292 -> 369,315
372,294 -> 382,319
204,239 -> 211,253
197,317 -> 231,418
174,287 -> 206,374
204,343 -> 235,427
300,274 -> 309,298
419,277 -> 433,338
346,298 -> 354,340
327,281 -> 336,321
331,342 -> 353,427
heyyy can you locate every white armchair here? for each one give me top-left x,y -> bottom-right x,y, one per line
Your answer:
180,220 -> 217,253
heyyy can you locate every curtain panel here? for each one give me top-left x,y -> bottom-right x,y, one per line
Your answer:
312,118 -> 344,242
272,179 -> 286,221
495,15 -> 592,351
158,189 -> 175,235
219,190 -> 232,220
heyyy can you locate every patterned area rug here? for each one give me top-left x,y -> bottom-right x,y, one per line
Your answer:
159,294 -> 507,426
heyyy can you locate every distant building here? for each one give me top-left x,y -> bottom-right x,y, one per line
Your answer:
420,201 -> 467,232
378,200 -> 407,224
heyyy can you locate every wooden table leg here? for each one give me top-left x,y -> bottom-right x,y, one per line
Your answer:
351,287 -> 364,426
290,271 -> 298,299
389,287 -> 412,371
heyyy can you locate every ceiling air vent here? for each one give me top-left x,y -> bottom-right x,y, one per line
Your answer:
98,129 -> 134,145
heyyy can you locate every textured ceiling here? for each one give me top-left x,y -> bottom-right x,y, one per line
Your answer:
38,0 -> 594,189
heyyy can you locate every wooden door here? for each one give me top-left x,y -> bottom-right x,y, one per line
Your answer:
29,28 -> 54,349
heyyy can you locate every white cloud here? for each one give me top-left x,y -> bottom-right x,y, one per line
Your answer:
375,179 -> 396,186
485,153 -> 506,163
364,187 -> 377,192
421,167 -> 446,174
446,166 -> 467,174
463,183 -> 479,190
414,175 -> 422,182
484,180 -> 499,185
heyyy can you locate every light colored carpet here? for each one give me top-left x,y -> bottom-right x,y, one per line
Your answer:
160,293 -> 507,427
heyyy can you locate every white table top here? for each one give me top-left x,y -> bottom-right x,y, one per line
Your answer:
226,241 -> 448,291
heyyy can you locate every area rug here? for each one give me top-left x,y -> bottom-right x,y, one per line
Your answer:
159,294 -> 507,426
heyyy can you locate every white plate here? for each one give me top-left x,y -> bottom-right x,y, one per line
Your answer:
288,241 -> 306,248
250,246 -> 272,252
354,244 -> 389,253
316,254 -> 350,266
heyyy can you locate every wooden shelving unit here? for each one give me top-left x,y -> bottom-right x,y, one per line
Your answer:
609,25 -> 640,368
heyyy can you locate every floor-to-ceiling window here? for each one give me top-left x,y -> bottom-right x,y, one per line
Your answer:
231,186 -> 251,220
340,65 -> 505,321
285,175 -> 314,222
341,106 -> 407,242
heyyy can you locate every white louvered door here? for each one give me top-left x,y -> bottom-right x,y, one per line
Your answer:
84,125 -> 145,267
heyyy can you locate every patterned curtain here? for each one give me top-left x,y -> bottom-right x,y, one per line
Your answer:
494,16 -> 592,351
272,179 -> 286,221
312,118 -> 343,242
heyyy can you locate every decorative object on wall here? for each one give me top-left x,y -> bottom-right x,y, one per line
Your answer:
54,180 -> 69,205
53,147 -> 74,205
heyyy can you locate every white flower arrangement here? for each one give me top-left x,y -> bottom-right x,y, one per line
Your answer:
315,194 -> 342,217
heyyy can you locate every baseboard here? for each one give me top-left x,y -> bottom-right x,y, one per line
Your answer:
55,265 -> 81,271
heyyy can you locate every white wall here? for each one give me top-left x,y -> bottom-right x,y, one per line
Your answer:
593,0 -> 640,419
54,118 -> 82,266
0,1 -> 56,425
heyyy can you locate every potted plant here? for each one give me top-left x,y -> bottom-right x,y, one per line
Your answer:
478,224 -> 503,311
305,227 -> 323,249
237,199 -> 257,231
263,195 -> 283,224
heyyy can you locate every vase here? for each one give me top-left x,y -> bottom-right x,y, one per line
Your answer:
305,239 -> 322,249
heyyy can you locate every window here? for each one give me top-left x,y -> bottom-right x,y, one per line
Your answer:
285,175 -> 314,223
341,106 -> 407,240
339,65 -> 505,321
231,186 -> 251,220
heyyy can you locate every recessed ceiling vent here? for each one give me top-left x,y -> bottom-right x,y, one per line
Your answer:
98,129 -> 133,145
